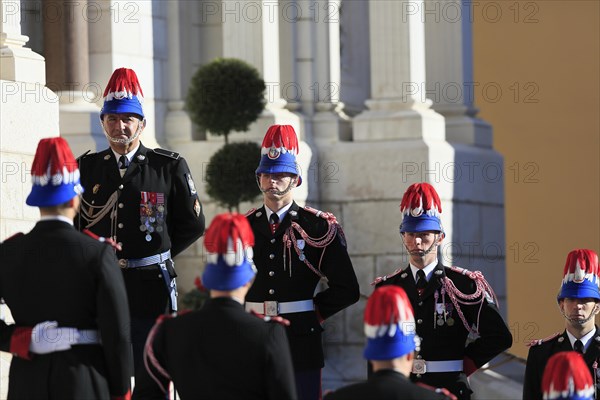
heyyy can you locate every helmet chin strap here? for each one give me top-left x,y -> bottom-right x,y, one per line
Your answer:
103,122 -> 143,145
560,304 -> 599,325
401,233 -> 439,258
256,176 -> 295,196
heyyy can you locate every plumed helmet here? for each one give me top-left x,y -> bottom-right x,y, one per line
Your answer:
363,286 -> 419,360
542,351 -> 594,400
399,182 -> 443,233
100,67 -> 145,119
255,125 -> 302,186
26,137 -> 84,207
557,249 -> 600,302
201,213 -> 256,291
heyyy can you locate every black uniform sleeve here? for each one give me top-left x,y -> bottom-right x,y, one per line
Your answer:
523,347 -> 543,400
462,292 -> 513,372
313,234 -> 360,320
265,323 -> 298,400
168,157 -> 205,257
94,244 -> 133,397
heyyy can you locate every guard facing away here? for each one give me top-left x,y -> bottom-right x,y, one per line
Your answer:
75,68 -> 205,399
372,182 -> 512,400
144,213 -> 297,400
245,125 -> 360,400
542,351 -> 594,400
524,249 -> 600,400
0,137 -> 132,399
324,285 -> 455,400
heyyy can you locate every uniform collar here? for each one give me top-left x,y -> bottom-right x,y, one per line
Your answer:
264,202 -> 293,223
566,328 -> 596,352
409,259 -> 439,283
38,215 -> 74,226
111,143 -> 140,166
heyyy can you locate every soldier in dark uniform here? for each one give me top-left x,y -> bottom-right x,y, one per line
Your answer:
324,285 -> 455,400
145,213 -> 297,400
541,351 -> 594,400
0,137 -> 132,399
245,125 -> 360,400
524,249 -> 600,400
75,68 -> 205,399
372,182 -> 512,400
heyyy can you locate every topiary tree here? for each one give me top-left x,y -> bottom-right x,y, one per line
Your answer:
186,58 -> 266,144
205,141 -> 262,212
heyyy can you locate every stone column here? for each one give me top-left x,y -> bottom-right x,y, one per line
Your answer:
220,0 -> 300,142
311,0 -> 351,143
43,0 -> 102,156
424,0 -> 492,147
353,0 -> 445,141
165,0 -> 192,145
1,0 -> 59,395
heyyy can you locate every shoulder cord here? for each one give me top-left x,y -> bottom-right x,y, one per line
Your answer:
281,212 -> 341,280
441,269 -> 499,335
143,315 -> 172,394
78,191 -> 119,239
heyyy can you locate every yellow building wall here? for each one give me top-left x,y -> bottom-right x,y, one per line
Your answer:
473,1 -> 600,358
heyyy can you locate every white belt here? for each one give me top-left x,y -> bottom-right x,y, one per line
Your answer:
412,359 -> 463,374
50,328 -> 102,346
245,300 -> 314,316
119,250 -> 171,269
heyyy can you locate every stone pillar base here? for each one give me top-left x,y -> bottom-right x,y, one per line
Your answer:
353,103 -> 446,142
58,91 -> 103,156
0,42 -> 46,83
445,115 -> 493,148
313,106 -> 352,144
165,101 -> 193,145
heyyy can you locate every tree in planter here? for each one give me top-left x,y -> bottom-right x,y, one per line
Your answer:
186,58 -> 266,144
205,141 -> 262,212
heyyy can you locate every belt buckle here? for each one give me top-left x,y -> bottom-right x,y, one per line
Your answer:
118,259 -> 128,269
412,359 -> 427,375
264,301 -> 278,316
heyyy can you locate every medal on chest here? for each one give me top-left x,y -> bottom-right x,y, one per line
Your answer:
140,192 -> 165,241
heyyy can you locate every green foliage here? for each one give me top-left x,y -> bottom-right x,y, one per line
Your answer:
206,141 -> 262,211
186,58 -> 266,142
179,276 -> 210,311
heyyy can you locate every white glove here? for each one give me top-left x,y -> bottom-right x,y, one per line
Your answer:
29,321 -> 79,354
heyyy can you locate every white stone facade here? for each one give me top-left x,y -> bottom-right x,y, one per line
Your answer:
1,0 -> 509,394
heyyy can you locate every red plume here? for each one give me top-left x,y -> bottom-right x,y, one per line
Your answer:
364,286 -> 414,338
103,68 -> 144,99
204,213 -> 254,255
400,183 -> 442,217
562,249 -> 599,284
260,125 -> 299,155
30,137 -> 79,183
542,352 -> 594,399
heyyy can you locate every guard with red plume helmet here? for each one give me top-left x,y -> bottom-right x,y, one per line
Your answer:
201,213 -> 256,291
371,182 -> 512,400
101,67 -> 145,119
26,137 -> 83,207
524,249 -> 600,400
1,137 -> 132,399
324,286 -> 455,400
144,213 -> 297,400
76,67 -> 205,399
256,124 -> 302,187
542,352 -> 594,400
246,124 -> 360,400
399,182 -> 443,233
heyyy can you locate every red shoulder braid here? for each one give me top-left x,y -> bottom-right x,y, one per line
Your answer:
250,310 -> 291,326
245,208 -> 257,217
526,332 -> 561,347
83,229 -> 122,251
371,267 -> 404,286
